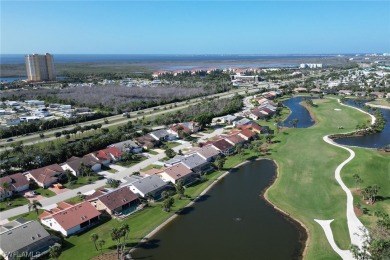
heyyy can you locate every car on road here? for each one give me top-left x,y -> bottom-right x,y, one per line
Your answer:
31,191 -> 38,195
6,138 -> 14,142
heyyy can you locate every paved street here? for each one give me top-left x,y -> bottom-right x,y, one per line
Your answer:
0,127 -> 224,221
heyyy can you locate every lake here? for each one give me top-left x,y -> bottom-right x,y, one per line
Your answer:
132,159 -> 305,260
281,96 -> 316,128
334,99 -> 390,148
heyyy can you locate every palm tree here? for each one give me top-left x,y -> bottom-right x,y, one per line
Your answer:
90,233 -> 99,251
120,223 -> 130,254
28,200 -> 42,215
2,182 -> 11,200
49,244 -> 61,259
97,239 -> 105,259
111,227 -> 122,259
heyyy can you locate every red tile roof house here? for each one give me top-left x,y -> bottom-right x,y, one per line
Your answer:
225,134 -> 247,146
39,201 -> 101,237
0,173 -> 29,200
93,187 -> 140,216
89,147 -> 122,166
249,108 -> 268,120
238,129 -> 256,141
211,139 -> 235,156
60,155 -> 102,177
24,164 -> 64,188
158,163 -> 194,185
238,123 -> 262,134
195,145 -> 220,162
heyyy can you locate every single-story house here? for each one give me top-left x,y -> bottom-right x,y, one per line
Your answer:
310,88 -> 321,94
232,118 -> 253,127
354,91 -> 367,97
238,123 -> 262,134
386,93 -> 390,99
0,173 -> 29,200
61,155 -> 102,177
94,187 -> 140,216
168,122 -> 199,137
211,139 -> 235,156
238,129 -> 256,141
129,175 -> 169,199
338,90 -> 353,96
225,134 -> 246,146
90,147 -> 122,165
195,145 -> 220,162
293,87 -> 308,93
0,218 -> 61,260
39,201 -> 101,237
249,108 -> 269,120
149,129 -> 175,141
136,134 -> 159,149
109,140 -> 143,154
179,154 -> 211,174
370,92 -> 385,98
159,163 -> 194,185
24,164 -> 64,188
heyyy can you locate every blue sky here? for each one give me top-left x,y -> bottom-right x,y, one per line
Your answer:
1,1 -> 389,54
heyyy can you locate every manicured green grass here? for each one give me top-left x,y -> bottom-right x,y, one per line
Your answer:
65,175 -> 102,189
9,209 -> 44,221
342,147 -> 390,227
54,146 -> 260,260
65,195 -> 84,204
141,164 -> 163,171
367,99 -> 390,108
117,156 -> 147,167
107,168 -> 118,173
265,97 -> 389,259
0,194 -> 29,211
33,187 -> 56,197
146,150 -> 159,155
163,141 -> 180,149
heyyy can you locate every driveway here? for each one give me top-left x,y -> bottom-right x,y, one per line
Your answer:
22,191 -> 46,202
48,187 -> 71,195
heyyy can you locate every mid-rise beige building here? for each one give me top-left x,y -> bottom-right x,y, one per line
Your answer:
25,53 -> 56,81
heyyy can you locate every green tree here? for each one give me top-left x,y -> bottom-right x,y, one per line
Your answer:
162,197 -> 174,212
90,233 -> 99,251
28,200 -> 42,215
49,245 -> 61,260
176,180 -> 185,199
97,239 -> 105,258
215,155 -> 226,171
195,113 -> 213,130
165,148 -> 176,158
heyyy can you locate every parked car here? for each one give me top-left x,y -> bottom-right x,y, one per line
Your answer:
6,138 -> 14,142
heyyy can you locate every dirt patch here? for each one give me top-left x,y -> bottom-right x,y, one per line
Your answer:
90,252 -> 118,260
49,187 -> 70,195
354,206 -> 363,217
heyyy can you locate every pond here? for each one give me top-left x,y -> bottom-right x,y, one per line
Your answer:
132,160 -> 305,260
281,96 -> 316,128
334,99 -> 390,148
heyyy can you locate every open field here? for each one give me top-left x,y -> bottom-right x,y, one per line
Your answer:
266,98 -> 390,259
367,99 -> 390,108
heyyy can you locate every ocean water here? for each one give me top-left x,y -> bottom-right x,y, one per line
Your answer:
0,54 -> 336,65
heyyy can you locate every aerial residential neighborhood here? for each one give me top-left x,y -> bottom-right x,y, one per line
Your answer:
1,1 -> 390,259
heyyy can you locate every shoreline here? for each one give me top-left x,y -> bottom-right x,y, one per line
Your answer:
299,101 -> 319,125
129,159 -> 251,254
263,159 -> 310,260
366,103 -> 390,110
129,158 -> 309,259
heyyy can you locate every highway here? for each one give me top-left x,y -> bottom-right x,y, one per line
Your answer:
0,83 -> 274,151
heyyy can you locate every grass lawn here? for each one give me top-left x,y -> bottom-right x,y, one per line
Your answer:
107,168 -> 118,173
163,141 -> 180,149
55,146 -> 261,260
33,187 -> 56,197
265,97 -> 390,259
141,164 -> 163,171
367,99 -> 390,108
0,194 -> 29,211
65,175 -> 102,189
146,150 -> 159,155
65,195 -> 84,204
9,209 -> 44,221
117,156 -> 147,167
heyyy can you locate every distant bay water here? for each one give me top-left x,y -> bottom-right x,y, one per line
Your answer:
1,54 -> 336,65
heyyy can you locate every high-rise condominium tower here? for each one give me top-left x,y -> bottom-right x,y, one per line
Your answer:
25,53 -> 56,81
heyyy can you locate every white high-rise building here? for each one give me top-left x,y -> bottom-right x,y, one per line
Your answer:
25,53 -> 56,81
